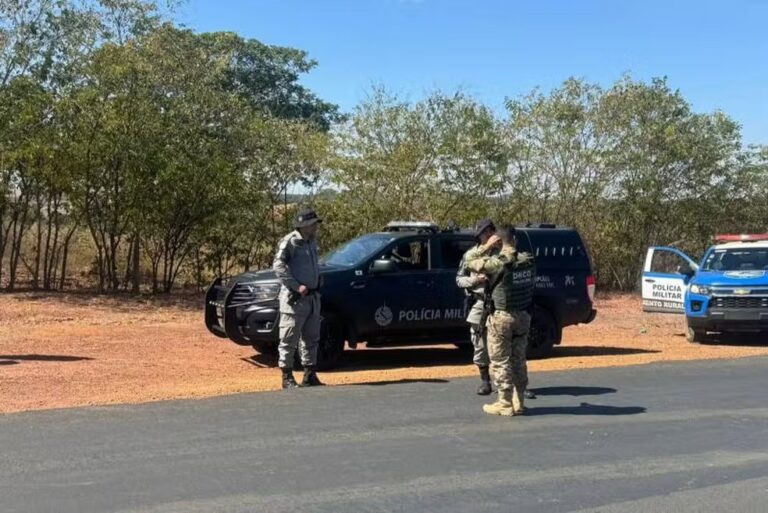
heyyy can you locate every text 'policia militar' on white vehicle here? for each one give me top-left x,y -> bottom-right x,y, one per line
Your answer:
205,221 -> 597,369
641,233 -> 768,343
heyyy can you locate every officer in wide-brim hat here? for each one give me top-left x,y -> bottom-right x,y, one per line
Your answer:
273,207 -> 324,388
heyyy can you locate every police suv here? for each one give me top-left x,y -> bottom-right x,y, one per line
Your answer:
205,222 -> 598,369
642,234 -> 768,342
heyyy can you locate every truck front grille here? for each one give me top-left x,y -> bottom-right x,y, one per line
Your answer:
712,296 -> 768,309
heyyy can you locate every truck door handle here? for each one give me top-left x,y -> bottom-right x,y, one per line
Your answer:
350,281 -> 366,289
644,279 -> 656,283
416,280 -> 433,288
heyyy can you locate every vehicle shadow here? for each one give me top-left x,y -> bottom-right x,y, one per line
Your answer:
698,334 -> 768,347
354,378 -> 450,386
525,402 -> 646,416
0,354 -> 93,366
553,346 -> 661,357
243,354 -> 278,368
329,347 -> 469,372
247,344 -> 663,372
529,386 -> 617,397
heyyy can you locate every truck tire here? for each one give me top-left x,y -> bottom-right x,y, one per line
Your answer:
251,341 -> 278,356
686,326 -> 707,344
527,307 -> 559,359
316,312 -> 346,370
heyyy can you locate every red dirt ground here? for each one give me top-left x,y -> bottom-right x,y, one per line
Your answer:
1,293 -> 767,414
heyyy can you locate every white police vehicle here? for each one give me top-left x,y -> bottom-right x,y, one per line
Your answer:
642,234 -> 768,342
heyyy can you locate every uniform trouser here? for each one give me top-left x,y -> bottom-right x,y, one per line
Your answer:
278,291 -> 321,369
486,310 -> 530,392
470,323 -> 491,367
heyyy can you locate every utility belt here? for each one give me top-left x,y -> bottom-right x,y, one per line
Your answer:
287,287 -> 319,306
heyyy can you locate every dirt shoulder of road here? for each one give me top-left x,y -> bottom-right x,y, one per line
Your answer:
1,292 -> 767,414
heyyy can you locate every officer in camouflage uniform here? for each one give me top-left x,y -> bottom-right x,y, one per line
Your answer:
465,226 -> 536,416
273,207 -> 324,389
456,219 -> 499,395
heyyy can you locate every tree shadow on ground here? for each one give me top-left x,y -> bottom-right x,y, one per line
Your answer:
554,346 -> 661,357
529,386 -> 617,397
2,290 -> 203,313
525,402 -> 646,416
0,354 -> 93,366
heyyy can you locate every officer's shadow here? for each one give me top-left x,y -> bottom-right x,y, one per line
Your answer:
523,386 -> 645,416
524,403 -> 646,416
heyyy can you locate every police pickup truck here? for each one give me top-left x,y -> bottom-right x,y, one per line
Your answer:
205,222 -> 597,369
642,234 -> 768,342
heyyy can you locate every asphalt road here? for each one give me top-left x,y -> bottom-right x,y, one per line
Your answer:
2,357 -> 768,513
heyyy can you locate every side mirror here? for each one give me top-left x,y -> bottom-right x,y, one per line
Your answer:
677,264 -> 694,276
370,259 -> 398,275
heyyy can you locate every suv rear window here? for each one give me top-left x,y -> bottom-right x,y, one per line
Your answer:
525,230 -> 591,270
437,238 -> 476,269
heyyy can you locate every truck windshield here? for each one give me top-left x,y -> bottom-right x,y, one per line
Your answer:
702,248 -> 768,271
322,234 -> 395,268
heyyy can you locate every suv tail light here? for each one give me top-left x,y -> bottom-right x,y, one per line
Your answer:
586,275 -> 596,302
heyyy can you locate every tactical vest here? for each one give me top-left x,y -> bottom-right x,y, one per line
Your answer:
491,255 -> 536,313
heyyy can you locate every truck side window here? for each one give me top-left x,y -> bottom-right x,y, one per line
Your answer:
439,239 -> 476,269
381,240 -> 429,271
651,251 -> 689,274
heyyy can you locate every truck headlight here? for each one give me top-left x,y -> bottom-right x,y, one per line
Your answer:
231,282 -> 281,305
247,283 -> 281,301
690,284 -> 711,295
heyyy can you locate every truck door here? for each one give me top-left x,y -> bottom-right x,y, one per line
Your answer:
434,235 -> 477,327
352,236 -> 443,337
642,247 -> 698,313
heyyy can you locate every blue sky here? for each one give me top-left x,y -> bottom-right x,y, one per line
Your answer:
178,0 -> 768,145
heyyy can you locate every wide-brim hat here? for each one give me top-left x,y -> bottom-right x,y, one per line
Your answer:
474,218 -> 496,239
294,208 -> 322,229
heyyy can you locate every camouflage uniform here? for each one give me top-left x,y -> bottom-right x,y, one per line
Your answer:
466,244 -> 536,414
273,230 -> 322,369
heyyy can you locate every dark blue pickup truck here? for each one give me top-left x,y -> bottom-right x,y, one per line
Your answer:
205,222 -> 597,369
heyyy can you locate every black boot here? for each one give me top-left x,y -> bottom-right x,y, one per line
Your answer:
476,366 -> 492,395
281,368 -> 298,389
301,366 -> 324,387
525,389 -> 536,400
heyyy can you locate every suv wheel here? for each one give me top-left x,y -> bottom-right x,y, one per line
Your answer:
251,341 -> 278,356
316,313 -> 346,370
527,307 -> 559,359
686,325 -> 708,344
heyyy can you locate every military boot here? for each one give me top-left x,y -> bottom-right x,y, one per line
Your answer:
476,366 -> 492,396
281,368 -> 298,389
513,387 -> 526,415
525,389 -> 536,400
301,366 -> 324,387
482,390 -> 514,416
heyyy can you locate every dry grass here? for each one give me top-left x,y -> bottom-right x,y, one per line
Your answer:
1,292 -> 767,414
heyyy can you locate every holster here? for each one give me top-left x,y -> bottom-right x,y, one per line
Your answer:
287,287 -> 318,306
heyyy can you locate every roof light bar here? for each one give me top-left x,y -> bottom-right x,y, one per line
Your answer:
385,221 -> 439,232
713,233 -> 768,243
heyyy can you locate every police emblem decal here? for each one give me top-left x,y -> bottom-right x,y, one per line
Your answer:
374,305 -> 393,327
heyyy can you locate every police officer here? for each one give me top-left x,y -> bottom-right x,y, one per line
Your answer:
273,207 -> 324,389
465,226 -> 536,416
456,219 -> 499,395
